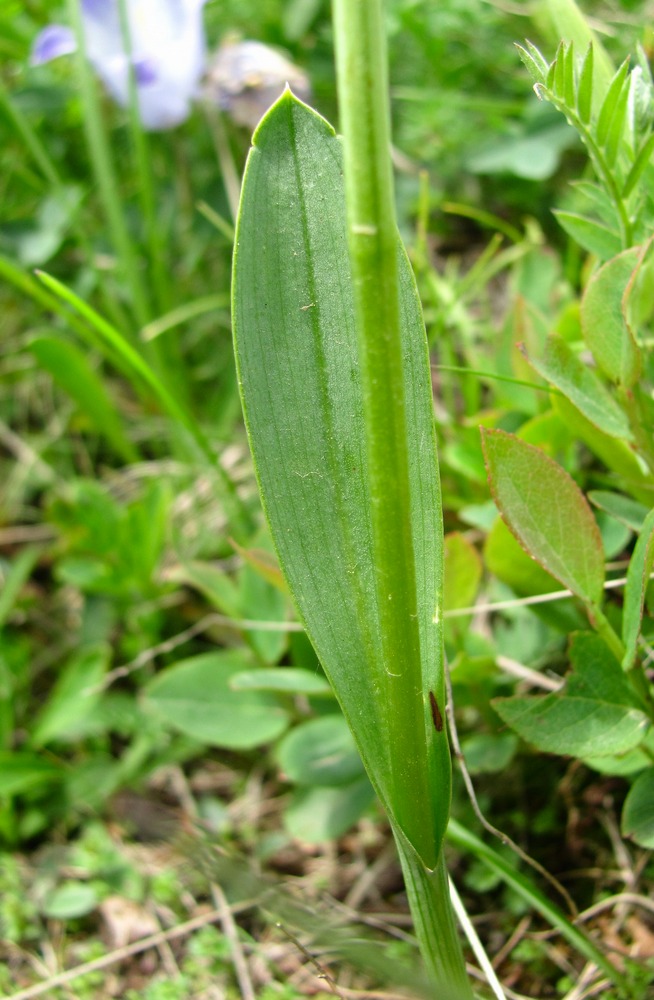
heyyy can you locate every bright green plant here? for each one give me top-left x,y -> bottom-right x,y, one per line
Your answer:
231,1 -> 472,993
477,38 -> 654,857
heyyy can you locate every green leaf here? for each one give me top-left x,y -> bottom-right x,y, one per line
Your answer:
584,729 -> 654,776
277,714 -> 365,786
232,94 -> 448,866
31,644 -> 111,747
29,336 -> 137,462
623,131 -> 654,198
542,0 -> 614,96
443,532 -> 482,613
230,667 -> 333,696
143,651 -> 290,750
524,336 -> 631,440
552,396 -> 651,503
621,766 -> 654,848
461,733 -> 518,775
588,491 -> 649,532
42,883 -> 98,920
576,44 -> 594,123
515,42 -> 548,85
493,633 -> 649,757
553,211 -> 622,260
239,533 -> 288,664
484,518 -> 562,596
284,776 -> 375,842
169,561 -> 241,618
596,59 -> 630,149
563,42 -> 575,107
604,75 -> 631,167
481,429 -> 605,606
622,509 -> 654,670
580,248 -> 642,387
553,42 -> 567,99
0,752 -> 62,796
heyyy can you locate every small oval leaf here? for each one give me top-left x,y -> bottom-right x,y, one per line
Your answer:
481,428 -> 605,606
581,248 -> 642,387
144,652 -> 289,749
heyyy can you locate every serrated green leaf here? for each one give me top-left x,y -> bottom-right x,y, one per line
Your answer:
232,94 -> 448,866
143,651 -> 290,749
622,509 -> 654,670
580,247 -> 642,386
524,336 -> 631,440
277,714 -> 364,786
576,44 -> 594,123
553,210 -> 622,260
493,634 -> 649,757
621,767 -> 654,847
481,429 -> 605,606
596,58 -> 630,148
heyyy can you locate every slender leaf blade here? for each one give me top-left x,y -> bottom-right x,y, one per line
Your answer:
553,211 -> 622,260
524,336 -> 632,440
622,509 -> 654,670
232,93 -> 448,865
576,44 -> 594,123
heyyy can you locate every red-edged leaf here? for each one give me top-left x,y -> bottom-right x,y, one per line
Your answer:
481,428 -> 605,606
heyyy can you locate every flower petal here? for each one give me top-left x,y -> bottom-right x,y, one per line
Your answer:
31,25 -> 76,65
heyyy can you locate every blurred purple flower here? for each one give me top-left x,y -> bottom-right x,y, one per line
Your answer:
31,0 -> 208,130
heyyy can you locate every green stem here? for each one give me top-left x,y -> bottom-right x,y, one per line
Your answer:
588,602 -> 625,661
333,0 -> 430,861
540,87 -> 632,247
332,2 -> 472,994
395,832 -> 475,1000
0,77 -> 61,188
116,0 -> 172,319
66,0 -> 151,331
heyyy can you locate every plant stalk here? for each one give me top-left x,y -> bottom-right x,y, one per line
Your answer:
332,0 -> 472,993
332,0 -> 429,861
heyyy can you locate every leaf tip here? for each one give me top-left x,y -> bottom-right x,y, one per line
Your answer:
251,87 -> 335,150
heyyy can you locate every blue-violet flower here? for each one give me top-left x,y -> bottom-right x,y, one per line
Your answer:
32,0 -> 208,130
